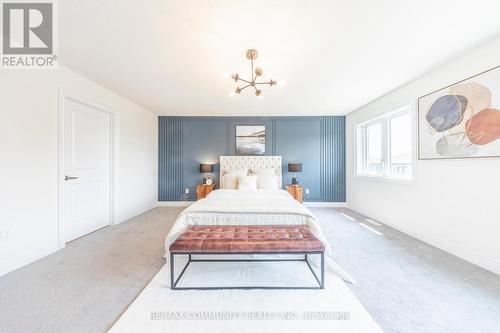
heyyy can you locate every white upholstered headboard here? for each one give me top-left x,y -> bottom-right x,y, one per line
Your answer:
220,156 -> 282,188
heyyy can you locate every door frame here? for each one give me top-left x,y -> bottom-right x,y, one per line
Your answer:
57,88 -> 119,250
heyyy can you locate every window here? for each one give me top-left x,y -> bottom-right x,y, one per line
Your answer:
357,105 -> 413,181
389,112 -> 412,177
365,122 -> 383,175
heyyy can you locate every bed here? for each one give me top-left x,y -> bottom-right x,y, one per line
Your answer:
164,155 -> 353,283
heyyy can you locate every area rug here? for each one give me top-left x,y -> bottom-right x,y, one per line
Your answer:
109,260 -> 383,333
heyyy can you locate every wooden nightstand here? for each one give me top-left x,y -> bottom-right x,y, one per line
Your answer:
286,185 -> 304,203
196,184 -> 216,200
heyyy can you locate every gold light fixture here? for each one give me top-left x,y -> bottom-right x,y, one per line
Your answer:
229,49 -> 279,98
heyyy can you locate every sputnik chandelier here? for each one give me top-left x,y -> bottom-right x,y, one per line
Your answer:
229,49 -> 280,98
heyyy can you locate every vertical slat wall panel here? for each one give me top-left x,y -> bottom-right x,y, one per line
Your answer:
158,117 -> 183,201
159,116 -> 346,202
321,116 -> 346,202
320,117 -> 330,201
335,117 -> 346,201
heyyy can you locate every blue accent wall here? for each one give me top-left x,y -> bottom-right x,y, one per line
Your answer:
158,116 -> 346,202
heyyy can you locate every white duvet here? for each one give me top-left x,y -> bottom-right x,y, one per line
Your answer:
164,189 -> 354,283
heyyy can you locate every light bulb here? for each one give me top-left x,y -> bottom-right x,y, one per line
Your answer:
229,91 -> 236,97
277,80 -> 287,86
222,72 -> 230,78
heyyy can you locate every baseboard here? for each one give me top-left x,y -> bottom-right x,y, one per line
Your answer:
357,212 -> 500,276
421,232 -> 500,276
157,201 -> 193,207
157,201 -> 347,208
304,202 -> 347,208
0,241 -> 58,277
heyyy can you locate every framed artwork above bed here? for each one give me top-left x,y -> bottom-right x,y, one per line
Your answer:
418,66 -> 500,160
236,125 -> 266,155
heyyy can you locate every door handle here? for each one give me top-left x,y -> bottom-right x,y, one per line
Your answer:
65,175 -> 78,181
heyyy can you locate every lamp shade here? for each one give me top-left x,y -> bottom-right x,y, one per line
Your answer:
199,164 -> 213,173
288,163 -> 302,173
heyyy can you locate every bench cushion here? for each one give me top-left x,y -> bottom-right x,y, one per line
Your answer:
169,225 -> 325,253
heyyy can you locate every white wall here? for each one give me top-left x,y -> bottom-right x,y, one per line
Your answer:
0,66 -> 158,276
347,35 -> 500,275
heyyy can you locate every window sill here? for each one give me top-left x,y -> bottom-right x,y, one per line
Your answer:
354,174 -> 415,186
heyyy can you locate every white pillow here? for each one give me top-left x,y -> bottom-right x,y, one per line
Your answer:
221,173 -> 238,189
237,175 -> 258,190
257,175 -> 278,189
221,168 -> 248,188
251,168 -> 276,176
229,168 -> 249,177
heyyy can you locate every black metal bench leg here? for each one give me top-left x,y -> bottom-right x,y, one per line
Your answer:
170,252 -> 175,290
321,252 -> 325,289
171,254 -> 192,289
171,252 -> 324,290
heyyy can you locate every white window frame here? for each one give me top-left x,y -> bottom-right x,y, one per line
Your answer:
355,103 -> 415,184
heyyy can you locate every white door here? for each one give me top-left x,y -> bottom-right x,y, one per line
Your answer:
63,97 -> 111,242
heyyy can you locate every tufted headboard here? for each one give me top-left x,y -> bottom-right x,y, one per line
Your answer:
220,156 -> 282,188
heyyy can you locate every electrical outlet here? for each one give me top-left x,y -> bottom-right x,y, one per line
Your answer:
185,188 -> 190,194
305,188 -> 310,195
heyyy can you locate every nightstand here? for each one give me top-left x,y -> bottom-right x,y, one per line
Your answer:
196,184 -> 216,200
286,184 -> 304,203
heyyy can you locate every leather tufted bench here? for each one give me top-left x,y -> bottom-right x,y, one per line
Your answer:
169,225 -> 325,290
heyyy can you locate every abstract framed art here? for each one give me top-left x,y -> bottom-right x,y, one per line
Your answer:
418,66 -> 500,160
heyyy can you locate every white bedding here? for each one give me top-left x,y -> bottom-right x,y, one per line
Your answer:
164,189 -> 354,283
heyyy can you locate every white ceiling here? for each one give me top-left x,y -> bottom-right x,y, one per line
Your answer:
59,0 -> 500,116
